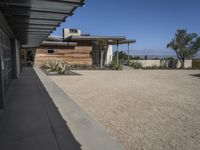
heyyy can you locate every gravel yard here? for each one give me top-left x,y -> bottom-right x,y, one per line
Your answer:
50,70 -> 200,150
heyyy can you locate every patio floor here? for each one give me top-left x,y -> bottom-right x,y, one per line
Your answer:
0,67 -> 81,150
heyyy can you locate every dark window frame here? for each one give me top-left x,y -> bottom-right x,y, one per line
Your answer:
48,49 -> 54,54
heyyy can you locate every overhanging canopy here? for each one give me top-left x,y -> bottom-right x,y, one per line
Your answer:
64,35 -> 136,46
41,41 -> 77,46
64,35 -> 126,41
110,39 -> 136,45
0,0 -> 84,48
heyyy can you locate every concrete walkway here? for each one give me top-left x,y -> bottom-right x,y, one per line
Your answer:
34,67 -> 124,150
0,68 -> 81,150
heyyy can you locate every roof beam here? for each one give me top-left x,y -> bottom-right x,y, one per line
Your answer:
0,0 -> 83,9
4,12 -> 68,20
6,18 -> 61,25
11,26 -> 55,30
26,32 -> 50,35
1,7 -> 73,16
26,29 -> 51,32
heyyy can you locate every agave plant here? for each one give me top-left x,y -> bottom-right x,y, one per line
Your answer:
43,58 -> 67,74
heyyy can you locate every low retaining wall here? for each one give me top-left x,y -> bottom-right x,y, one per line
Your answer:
131,60 -> 192,68
137,60 -> 160,67
177,60 -> 192,68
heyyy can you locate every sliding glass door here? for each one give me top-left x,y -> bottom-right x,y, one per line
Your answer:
0,29 -> 12,108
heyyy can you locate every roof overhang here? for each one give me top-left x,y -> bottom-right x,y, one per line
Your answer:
0,0 -> 85,48
110,39 -> 136,45
64,35 -> 126,42
41,41 -> 77,46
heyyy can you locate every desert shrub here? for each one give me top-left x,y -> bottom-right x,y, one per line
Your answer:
192,60 -> 200,69
144,65 -> 159,69
42,58 -> 67,74
129,60 -> 143,69
160,60 -> 165,68
108,60 -> 123,70
168,58 -> 178,69
130,56 -> 141,60
69,64 -> 99,70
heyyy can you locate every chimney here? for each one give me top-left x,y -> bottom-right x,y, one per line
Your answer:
63,28 -> 81,39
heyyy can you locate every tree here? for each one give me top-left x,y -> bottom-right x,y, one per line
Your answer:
167,29 -> 200,68
113,51 -> 127,62
98,40 -> 108,68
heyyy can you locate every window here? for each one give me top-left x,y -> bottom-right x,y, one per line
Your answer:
48,49 -> 54,54
69,29 -> 78,34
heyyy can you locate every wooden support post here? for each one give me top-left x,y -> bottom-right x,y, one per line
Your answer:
127,43 -> 130,63
116,40 -> 119,65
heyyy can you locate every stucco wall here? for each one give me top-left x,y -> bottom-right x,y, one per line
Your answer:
105,45 -> 113,65
177,60 -> 192,68
132,60 -> 192,68
138,60 -> 160,67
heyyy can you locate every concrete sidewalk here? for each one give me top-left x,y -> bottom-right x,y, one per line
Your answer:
0,67 -> 81,150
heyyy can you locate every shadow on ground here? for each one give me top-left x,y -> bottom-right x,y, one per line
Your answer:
190,73 -> 200,79
42,69 -> 82,76
0,67 -> 81,150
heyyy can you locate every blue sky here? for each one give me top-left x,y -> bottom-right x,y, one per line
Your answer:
52,0 -> 200,56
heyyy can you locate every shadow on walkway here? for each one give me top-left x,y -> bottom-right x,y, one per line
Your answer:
0,67 -> 81,150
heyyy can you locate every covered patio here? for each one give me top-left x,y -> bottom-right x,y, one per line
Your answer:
65,35 -> 136,66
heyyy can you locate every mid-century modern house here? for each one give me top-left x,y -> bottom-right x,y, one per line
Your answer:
0,1 -> 133,149
32,28 -> 136,67
0,0 -> 84,111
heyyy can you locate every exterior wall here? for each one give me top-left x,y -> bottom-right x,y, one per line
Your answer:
132,60 -> 192,68
0,11 -> 21,109
138,60 -> 160,67
177,60 -> 192,68
34,41 -> 93,66
0,11 -> 15,39
63,28 -> 81,39
105,45 -> 113,65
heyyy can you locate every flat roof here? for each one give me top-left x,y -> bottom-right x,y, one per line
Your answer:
41,41 -> 77,46
65,35 -> 126,41
46,35 -> 63,42
110,39 -> 136,45
0,0 -> 84,48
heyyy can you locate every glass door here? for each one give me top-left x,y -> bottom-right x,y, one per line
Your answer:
0,29 -> 12,108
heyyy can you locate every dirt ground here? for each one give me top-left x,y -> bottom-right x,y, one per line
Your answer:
50,70 -> 200,150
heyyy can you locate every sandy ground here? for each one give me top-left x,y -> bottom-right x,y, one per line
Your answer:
50,70 -> 200,150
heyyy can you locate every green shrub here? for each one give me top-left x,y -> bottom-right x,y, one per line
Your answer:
192,60 -> 200,69
108,60 -> 123,70
130,56 -> 141,60
42,58 -> 67,74
129,60 -> 143,69
69,64 -> 99,70
143,65 -> 159,69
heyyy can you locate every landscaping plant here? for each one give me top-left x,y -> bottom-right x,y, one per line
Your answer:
42,58 -> 67,74
109,60 -> 123,70
129,60 -> 143,69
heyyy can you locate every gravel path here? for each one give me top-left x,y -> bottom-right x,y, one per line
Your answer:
50,70 -> 200,150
